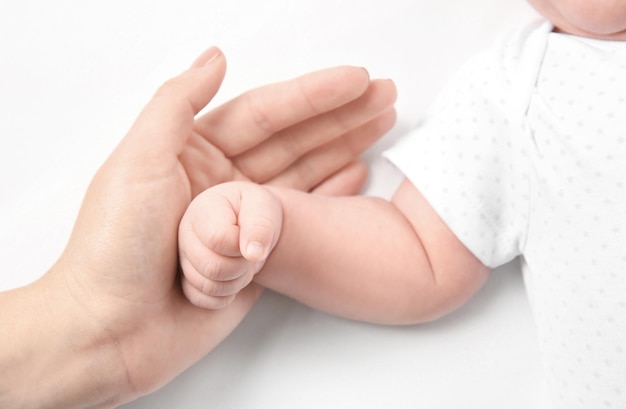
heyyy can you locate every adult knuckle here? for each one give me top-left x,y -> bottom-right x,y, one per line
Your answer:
244,92 -> 274,133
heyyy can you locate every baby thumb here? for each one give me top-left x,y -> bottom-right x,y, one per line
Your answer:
238,184 -> 283,263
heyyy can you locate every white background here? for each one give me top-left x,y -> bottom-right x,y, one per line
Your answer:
0,1 -> 550,408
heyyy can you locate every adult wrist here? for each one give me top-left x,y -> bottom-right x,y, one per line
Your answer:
0,272 -> 130,408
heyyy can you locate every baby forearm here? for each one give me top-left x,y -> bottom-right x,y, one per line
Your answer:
256,188 -> 440,324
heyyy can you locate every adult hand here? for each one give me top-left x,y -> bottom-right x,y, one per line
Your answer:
0,47 -> 396,408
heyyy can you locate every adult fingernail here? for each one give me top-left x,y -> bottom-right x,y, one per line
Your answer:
191,46 -> 221,68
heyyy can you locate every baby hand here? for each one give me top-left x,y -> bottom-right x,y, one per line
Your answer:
178,181 -> 283,309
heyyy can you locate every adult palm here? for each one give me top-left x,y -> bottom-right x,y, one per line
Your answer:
41,47 -> 396,407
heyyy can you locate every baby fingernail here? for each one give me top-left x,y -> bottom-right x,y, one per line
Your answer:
245,241 -> 266,261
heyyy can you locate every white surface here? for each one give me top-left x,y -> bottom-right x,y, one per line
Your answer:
0,1 -> 550,408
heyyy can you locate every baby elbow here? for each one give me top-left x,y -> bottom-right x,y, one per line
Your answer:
393,269 -> 488,325
393,295 -> 458,325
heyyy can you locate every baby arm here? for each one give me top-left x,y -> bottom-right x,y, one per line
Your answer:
180,178 -> 490,324
178,182 -> 283,309
256,178 -> 491,324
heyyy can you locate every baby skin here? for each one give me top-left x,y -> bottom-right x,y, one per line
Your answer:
179,0 -> 626,325
178,3 -> 626,407
178,180 -> 489,324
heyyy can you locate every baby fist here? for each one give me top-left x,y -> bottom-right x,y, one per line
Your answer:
178,182 -> 283,309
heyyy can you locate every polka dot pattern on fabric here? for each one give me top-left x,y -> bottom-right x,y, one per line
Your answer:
385,20 -> 626,409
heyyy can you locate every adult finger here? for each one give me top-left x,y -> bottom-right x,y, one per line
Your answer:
117,46 -> 227,159
266,107 -> 397,191
231,79 -> 397,183
311,160 -> 369,196
193,66 -> 371,156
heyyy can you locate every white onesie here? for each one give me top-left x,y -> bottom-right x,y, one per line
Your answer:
385,20 -> 626,409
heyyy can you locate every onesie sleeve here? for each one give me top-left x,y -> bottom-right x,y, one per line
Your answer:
384,34 -> 537,268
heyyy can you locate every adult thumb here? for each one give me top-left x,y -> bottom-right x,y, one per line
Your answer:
121,46 -> 227,157
237,183 -> 283,263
